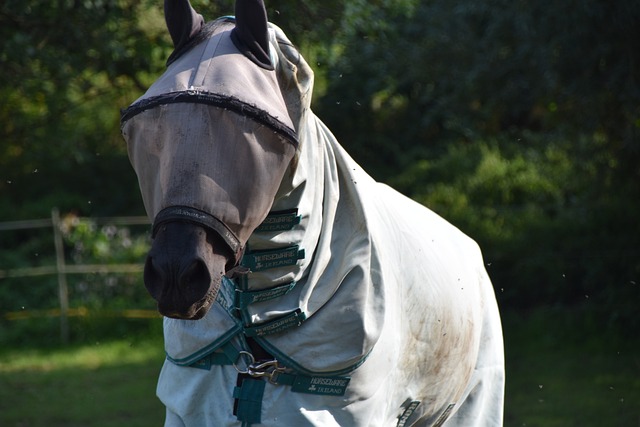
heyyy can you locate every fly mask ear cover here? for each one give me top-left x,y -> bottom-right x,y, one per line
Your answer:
121,21 -> 298,268
231,0 -> 273,70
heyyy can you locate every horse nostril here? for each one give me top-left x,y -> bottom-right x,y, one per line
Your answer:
143,255 -> 164,301
180,259 -> 211,303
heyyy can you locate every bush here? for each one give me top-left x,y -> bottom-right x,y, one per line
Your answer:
389,134 -> 640,333
0,214 -> 155,346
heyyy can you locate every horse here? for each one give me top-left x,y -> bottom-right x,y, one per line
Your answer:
120,1 -> 504,425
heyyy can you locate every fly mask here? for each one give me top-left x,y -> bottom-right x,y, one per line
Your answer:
121,2 -> 298,319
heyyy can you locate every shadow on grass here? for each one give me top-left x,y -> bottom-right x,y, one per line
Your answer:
503,306 -> 640,427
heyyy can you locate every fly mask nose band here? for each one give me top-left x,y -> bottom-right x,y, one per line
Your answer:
152,205 -> 244,265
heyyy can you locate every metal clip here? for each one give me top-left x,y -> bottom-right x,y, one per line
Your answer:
247,359 -> 286,384
232,351 -> 287,384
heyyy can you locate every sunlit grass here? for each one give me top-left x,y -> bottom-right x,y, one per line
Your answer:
0,338 -> 163,373
0,309 -> 638,426
0,337 -> 166,427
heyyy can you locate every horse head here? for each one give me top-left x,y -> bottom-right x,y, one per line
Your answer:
121,0 -> 310,319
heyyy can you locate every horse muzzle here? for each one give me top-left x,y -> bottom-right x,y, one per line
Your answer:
143,221 -> 231,319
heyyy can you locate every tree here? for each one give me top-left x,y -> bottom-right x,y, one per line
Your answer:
0,0 -> 173,217
318,0 -> 640,182
315,0 -> 640,327
1,0 -> 637,329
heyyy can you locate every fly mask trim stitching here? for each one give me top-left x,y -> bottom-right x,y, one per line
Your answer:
120,91 -> 298,149
152,206 -> 244,264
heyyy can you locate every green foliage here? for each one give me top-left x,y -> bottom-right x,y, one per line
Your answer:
0,0 -> 169,218
0,226 -> 60,315
313,0 -> 640,331
318,0 -> 640,181
62,216 -> 149,264
61,217 -> 152,310
0,0 -> 638,338
389,132 -> 639,330
0,217 -> 153,346
392,136 -> 571,243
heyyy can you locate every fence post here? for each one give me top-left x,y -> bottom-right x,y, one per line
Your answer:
51,208 -> 70,344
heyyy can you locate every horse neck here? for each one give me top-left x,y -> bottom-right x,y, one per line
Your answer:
241,111 -> 375,327
243,111 -> 332,288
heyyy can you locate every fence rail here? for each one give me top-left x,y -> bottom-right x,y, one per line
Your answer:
0,209 -> 152,343
4,307 -> 160,321
0,263 -> 144,279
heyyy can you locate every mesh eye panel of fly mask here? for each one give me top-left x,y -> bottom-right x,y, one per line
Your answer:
123,103 -> 296,251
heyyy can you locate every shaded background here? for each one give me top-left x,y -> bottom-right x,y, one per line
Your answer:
1,1 -> 638,425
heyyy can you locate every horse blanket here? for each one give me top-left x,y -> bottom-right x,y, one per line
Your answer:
121,4 -> 504,426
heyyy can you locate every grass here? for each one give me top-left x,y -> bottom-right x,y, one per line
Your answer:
0,337 -> 166,427
0,308 -> 638,426
503,307 -> 640,427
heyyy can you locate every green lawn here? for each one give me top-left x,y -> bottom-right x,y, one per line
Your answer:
0,338 -> 166,427
503,308 -> 640,427
0,308 -> 638,426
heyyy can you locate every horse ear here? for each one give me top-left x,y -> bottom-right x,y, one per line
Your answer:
164,0 -> 205,50
231,0 -> 274,70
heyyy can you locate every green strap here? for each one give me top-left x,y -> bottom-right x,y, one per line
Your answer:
233,377 -> 266,425
272,372 -> 351,397
243,309 -> 306,337
397,401 -> 421,427
234,281 -> 297,309
433,403 -> 456,427
241,246 -> 305,272
188,341 -> 240,370
255,209 -> 301,232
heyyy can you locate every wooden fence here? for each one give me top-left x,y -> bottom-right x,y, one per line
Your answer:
0,209 -> 155,343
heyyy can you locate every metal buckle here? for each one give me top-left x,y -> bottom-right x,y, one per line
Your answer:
232,351 -> 286,384
247,359 -> 287,384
